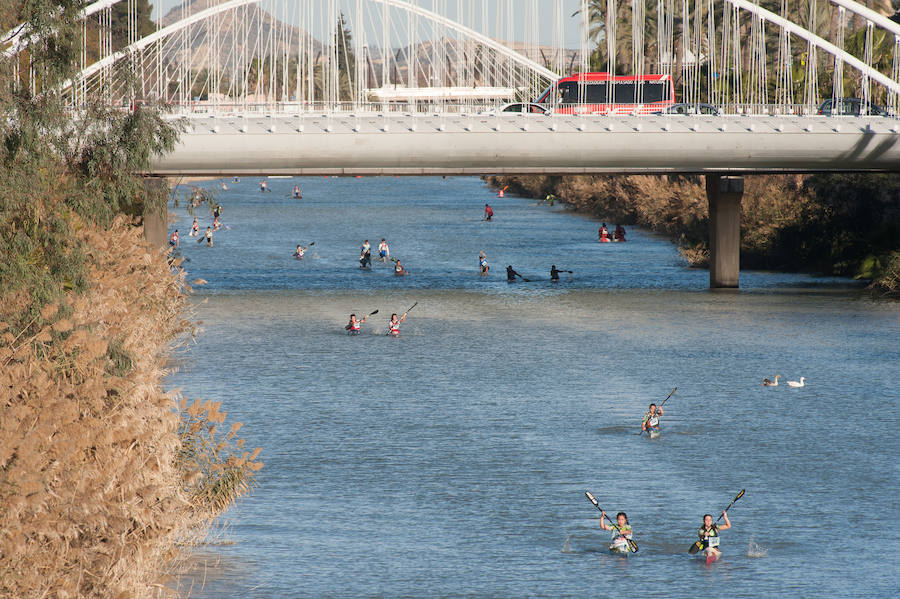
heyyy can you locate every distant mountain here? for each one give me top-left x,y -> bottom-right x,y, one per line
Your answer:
157,0 -> 320,74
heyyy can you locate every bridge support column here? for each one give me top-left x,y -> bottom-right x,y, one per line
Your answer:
705,175 -> 743,289
142,177 -> 168,248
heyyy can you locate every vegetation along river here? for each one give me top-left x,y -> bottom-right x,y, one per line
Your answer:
167,176 -> 898,597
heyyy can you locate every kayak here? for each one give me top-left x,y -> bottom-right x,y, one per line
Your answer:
647,427 -> 661,439
609,537 -> 631,556
704,536 -> 721,564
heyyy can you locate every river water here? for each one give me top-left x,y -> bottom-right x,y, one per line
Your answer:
166,176 -> 898,598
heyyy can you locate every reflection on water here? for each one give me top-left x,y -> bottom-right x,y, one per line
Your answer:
167,177 -> 899,598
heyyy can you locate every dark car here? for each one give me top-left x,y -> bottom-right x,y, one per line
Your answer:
817,98 -> 886,116
653,102 -> 720,116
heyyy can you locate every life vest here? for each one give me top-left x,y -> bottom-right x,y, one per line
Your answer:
350,321 -> 360,331
699,525 -> 719,541
389,321 -> 400,335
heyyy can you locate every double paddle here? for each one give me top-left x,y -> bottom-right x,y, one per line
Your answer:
584,492 -> 639,553
636,387 -> 676,436
344,309 -> 378,330
688,489 -> 745,554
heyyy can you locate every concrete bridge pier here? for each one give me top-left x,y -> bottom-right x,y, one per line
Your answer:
705,175 -> 744,288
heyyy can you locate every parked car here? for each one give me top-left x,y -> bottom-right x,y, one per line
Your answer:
653,102 -> 720,116
482,102 -> 552,115
816,98 -> 885,116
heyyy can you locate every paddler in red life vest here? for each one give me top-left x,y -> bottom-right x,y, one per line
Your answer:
641,403 -> 663,433
484,203 -> 493,221
394,260 -> 406,276
168,229 -> 179,248
345,313 -> 367,335
388,312 -> 406,337
292,185 -> 302,199
698,512 -> 731,557
599,223 -> 610,242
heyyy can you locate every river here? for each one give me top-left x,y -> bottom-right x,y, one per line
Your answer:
166,176 -> 898,598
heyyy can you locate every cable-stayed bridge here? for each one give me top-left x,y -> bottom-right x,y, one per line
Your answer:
5,0 -> 900,286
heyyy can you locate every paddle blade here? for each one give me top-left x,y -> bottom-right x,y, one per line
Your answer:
308,241 -> 315,246
584,491 -> 600,509
628,539 -> 639,553
688,540 -> 704,555
368,309 -> 379,316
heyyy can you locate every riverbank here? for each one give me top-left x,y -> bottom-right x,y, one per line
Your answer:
0,214 -> 261,596
485,174 -> 900,295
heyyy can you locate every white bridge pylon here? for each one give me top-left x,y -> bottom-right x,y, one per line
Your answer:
64,0 -> 557,90
6,1 -> 900,114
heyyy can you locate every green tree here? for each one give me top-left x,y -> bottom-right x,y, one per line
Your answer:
334,11 -> 356,100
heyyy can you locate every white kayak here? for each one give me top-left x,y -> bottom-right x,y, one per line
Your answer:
609,537 -> 631,555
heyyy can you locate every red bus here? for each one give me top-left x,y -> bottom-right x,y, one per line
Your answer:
535,72 -> 675,115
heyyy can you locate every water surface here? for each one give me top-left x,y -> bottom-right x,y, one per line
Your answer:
167,176 -> 899,598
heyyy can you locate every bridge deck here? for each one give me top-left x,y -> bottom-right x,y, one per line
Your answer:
149,114 -> 900,176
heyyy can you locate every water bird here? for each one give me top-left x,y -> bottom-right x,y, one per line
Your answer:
787,377 -> 806,388
762,375 -> 781,386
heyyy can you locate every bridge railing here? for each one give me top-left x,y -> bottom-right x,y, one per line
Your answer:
138,101 -> 898,120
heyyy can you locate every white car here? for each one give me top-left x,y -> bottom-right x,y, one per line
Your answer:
481,102 -> 552,116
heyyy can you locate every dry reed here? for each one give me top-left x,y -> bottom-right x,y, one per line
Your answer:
1,215 -> 261,598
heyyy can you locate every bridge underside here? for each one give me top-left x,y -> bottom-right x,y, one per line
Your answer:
149,115 -> 900,176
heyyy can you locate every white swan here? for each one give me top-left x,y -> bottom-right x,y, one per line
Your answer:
787,377 -> 806,388
762,375 -> 781,387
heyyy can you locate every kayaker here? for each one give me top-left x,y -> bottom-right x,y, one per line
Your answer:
204,226 -> 213,247
190,219 -> 199,237
213,203 -> 222,219
550,265 -> 571,282
360,240 -> 372,268
378,238 -> 390,262
394,260 -> 406,276
388,312 -> 406,337
641,403 -> 664,433
698,511 -> 731,554
599,511 -> 634,552
345,313 -> 367,335
293,244 -> 307,259
506,265 -> 521,282
484,203 -> 494,221
292,185 -> 302,199
479,251 -> 489,276
614,224 -> 626,242
168,229 -> 179,248
599,223 -> 610,242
